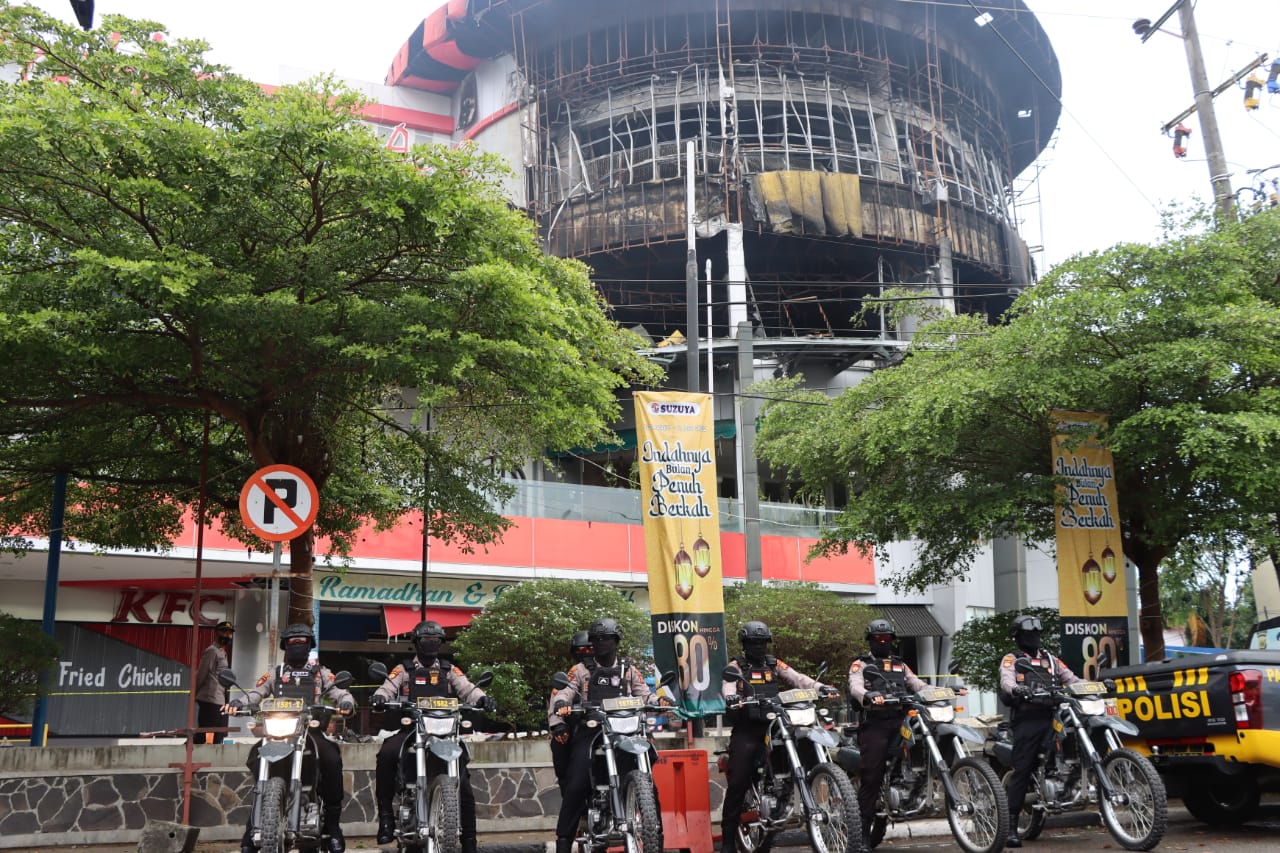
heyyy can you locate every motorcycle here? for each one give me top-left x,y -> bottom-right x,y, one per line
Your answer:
718,664 -> 861,853
368,661 -> 494,853
551,669 -> 676,853
218,668 -> 354,853
984,661 -> 1167,851
853,665 -> 1008,853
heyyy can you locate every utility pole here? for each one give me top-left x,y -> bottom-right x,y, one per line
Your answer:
1136,0 -> 1235,218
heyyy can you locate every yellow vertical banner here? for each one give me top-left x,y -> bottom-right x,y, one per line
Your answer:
634,391 -> 728,716
1050,410 -> 1130,678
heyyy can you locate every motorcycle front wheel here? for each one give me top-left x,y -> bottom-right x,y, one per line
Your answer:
258,776 -> 288,853
735,781 -> 775,853
427,775 -> 461,853
946,757 -> 1008,853
622,770 -> 663,853
1098,748 -> 1167,851
805,763 -> 860,853
1000,767 -> 1046,842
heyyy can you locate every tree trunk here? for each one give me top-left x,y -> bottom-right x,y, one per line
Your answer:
287,528 -> 315,628
1130,540 -> 1168,663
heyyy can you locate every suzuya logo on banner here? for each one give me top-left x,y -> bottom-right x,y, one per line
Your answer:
239,464 -> 319,542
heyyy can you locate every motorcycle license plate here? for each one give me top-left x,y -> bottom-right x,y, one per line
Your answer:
602,696 -> 644,711
261,697 -> 304,712
779,688 -> 817,703
417,696 -> 459,710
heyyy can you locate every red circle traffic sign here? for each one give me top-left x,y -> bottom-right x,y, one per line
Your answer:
239,465 -> 319,542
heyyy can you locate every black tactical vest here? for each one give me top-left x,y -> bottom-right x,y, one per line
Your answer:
1015,651 -> 1058,690
402,659 -> 452,700
735,656 -> 781,700
276,665 -> 321,702
587,661 -> 629,702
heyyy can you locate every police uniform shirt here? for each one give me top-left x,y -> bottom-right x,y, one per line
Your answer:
372,655 -> 488,705
998,649 -> 1080,700
847,656 -> 927,706
241,665 -> 354,708
548,658 -> 650,729
720,658 -> 822,702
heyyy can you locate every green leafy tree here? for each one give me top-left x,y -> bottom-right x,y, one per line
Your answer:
756,206 -> 1280,662
0,613 -> 59,718
950,608 -> 1060,695
0,8 -> 661,625
722,581 -> 877,693
1159,534 -> 1252,649
450,579 -> 650,729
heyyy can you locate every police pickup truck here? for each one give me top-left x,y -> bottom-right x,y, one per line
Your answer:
1106,650 -> 1280,824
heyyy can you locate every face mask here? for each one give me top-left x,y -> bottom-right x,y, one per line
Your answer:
415,638 -> 442,659
870,640 -> 894,657
593,635 -> 618,661
743,640 -> 769,663
284,645 -> 310,667
217,635 -> 232,647
1017,631 -> 1041,653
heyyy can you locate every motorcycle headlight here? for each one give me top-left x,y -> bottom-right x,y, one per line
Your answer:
264,714 -> 300,738
423,715 -> 457,736
1077,698 -> 1106,716
926,706 -> 955,724
610,714 -> 642,735
787,708 -> 817,727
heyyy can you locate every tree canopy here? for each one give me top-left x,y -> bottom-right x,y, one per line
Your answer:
755,206 -> 1280,662
0,611 -> 60,717
0,7 -> 661,624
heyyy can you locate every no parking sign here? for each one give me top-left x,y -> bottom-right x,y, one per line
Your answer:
239,464 -> 319,542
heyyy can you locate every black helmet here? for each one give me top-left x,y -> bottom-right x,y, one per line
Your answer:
865,618 -> 896,640
569,630 -> 593,656
589,617 -> 622,641
413,620 -> 446,640
738,621 -> 772,644
1009,614 -> 1043,638
279,623 -> 315,651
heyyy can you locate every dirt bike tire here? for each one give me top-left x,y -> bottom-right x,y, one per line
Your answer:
1000,767 -> 1046,841
258,776 -> 288,853
805,762 -> 860,853
735,781 -> 775,853
1098,748 -> 1167,851
622,770 -> 663,853
428,774 -> 461,853
946,756 -> 1009,853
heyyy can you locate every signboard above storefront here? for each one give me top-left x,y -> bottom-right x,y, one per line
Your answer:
314,570 -> 649,611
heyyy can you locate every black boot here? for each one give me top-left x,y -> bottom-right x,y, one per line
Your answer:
461,836 -> 478,853
720,825 -> 737,853
376,804 -> 396,845
323,807 -> 346,853
240,823 -> 256,853
555,837 -> 575,853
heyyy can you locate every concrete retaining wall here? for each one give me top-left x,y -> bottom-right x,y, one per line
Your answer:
0,735 -> 729,849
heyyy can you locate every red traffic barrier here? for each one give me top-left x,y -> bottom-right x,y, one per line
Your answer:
653,749 -> 713,853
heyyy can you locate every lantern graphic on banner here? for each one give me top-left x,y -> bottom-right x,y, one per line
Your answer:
1081,554 -> 1103,605
1101,546 -> 1117,584
674,544 -> 694,599
692,532 -> 712,578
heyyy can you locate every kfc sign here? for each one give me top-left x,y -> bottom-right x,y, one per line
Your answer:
111,588 -> 227,625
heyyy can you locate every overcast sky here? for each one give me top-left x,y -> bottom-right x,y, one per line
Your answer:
24,0 -> 1278,271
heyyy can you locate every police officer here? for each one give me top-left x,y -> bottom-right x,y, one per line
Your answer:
227,623 -> 354,853
847,618 -> 928,845
721,621 -> 837,853
194,619 -> 234,743
549,617 -> 659,853
998,614 -> 1080,849
550,630 -> 594,792
370,620 -> 496,851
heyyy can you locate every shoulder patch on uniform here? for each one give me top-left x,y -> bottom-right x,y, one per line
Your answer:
850,661 -> 862,673
255,673 -> 270,686
1002,656 -> 1014,668
776,660 -> 790,670
389,666 -> 404,678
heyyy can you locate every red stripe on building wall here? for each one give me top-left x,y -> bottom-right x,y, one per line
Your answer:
463,102 -> 519,141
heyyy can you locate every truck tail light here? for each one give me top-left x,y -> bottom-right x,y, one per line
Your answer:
1230,670 -> 1263,729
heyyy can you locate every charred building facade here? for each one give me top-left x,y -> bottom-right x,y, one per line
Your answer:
388,0 -> 1060,494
